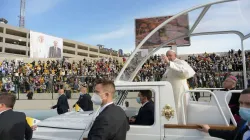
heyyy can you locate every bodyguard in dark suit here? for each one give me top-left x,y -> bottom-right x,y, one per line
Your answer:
198,88 -> 250,140
0,93 -> 35,140
51,89 -> 70,115
129,90 -> 154,125
73,86 -> 93,111
48,41 -> 61,58
88,79 -> 130,140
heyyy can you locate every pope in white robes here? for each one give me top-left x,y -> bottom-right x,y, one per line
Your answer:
161,50 -> 195,124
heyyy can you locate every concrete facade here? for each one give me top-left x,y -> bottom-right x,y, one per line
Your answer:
0,23 -> 121,59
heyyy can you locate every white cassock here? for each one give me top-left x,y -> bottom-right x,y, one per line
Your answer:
32,41 -> 46,58
161,58 -> 195,124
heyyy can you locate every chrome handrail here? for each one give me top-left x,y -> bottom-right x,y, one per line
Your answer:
181,90 -> 229,126
224,90 -> 242,126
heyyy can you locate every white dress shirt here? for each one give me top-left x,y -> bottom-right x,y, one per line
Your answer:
141,101 -> 149,108
98,102 -> 114,115
0,109 -> 10,114
243,125 -> 250,140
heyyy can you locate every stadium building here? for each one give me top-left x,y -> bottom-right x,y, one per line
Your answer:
0,21 -> 123,59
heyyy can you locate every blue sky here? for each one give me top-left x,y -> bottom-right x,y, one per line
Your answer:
1,0 -> 249,54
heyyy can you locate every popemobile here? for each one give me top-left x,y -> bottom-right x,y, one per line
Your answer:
29,0 -> 250,139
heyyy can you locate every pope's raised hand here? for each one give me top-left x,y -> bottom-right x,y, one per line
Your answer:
163,55 -> 170,64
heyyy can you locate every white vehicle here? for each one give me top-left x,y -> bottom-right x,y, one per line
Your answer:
31,0 -> 250,139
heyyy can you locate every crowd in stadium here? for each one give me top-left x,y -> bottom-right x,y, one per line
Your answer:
0,58 -> 124,94
0,49 -> 249,94
187,49 -> 248,89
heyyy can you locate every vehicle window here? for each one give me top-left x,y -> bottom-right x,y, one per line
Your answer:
116,90 -> 155,126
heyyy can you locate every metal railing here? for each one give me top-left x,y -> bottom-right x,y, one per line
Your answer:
181,90 -> 229,126
192,88 -> 224,101
224,90 -> 242,126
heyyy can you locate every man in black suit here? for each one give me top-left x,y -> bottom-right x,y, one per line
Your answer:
0,93 -> 35,140
198,88 -> 250,140
73,86 -> 93,111
129,90 -> 154,125
48,40 -> 61,58
88,79 -> 130,140
51,89 -> 70,115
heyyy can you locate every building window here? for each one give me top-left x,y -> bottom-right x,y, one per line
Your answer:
5,48 -> 26,55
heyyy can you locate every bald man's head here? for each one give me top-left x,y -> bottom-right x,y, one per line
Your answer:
58,89 -> 64,95
166,50 -> 177,61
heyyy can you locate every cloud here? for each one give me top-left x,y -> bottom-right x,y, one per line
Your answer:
26,0 -> 63,16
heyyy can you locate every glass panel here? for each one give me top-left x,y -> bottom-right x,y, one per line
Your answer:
178,34 -> 241,54
117,1 -> 250,82
120,49 -> 155,81
119,8 -> 204,81
239,0 -> 250,27
193,1 -> 250,35
188,7 -> 204,31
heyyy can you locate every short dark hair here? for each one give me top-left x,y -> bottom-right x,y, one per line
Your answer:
139,90 -> 152,100
0,93 -> 16,108
241,88 -> 250,94
95,79 -> 115,94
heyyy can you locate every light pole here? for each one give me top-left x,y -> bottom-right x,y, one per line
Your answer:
14,73 -> 19,99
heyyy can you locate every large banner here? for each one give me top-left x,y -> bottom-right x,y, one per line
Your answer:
30,31 -> 63,58
135,14 -> 190,49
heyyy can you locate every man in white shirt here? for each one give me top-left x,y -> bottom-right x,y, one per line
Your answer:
198,88 -> 250,140
161,50 -> 195,124
88,79 -> 130,140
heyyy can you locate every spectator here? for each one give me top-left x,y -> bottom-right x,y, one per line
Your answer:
26,90 -> 33,100
64,83 -> 71,99
0,49 -> 248,94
